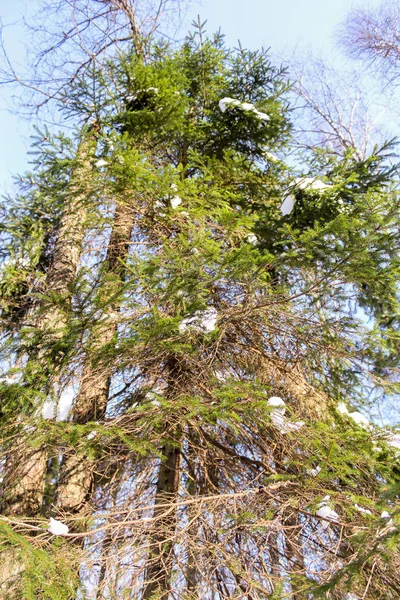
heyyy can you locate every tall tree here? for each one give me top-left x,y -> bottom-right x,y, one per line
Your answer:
1,18 -> 400,600
0,122 -> 98,595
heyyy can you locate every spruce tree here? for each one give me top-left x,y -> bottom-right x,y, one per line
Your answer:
1,21 -> 400,600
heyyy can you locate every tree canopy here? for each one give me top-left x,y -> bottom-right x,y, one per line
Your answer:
0,9 -> 400,600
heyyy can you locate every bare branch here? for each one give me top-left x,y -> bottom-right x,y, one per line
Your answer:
338,0 -> 400,86
0,0 -> 192,114
289,54 -> 387,159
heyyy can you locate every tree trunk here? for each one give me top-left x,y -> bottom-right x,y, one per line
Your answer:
74,199 -> 134,423
185,469 -> 198,597
283,510 -> 305,599
143,441 -> 182,599
2,123 -> 98,518
0,123 -> 98,596
55,200 -> 134,513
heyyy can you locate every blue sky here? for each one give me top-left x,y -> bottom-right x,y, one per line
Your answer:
0,0 -> 381,192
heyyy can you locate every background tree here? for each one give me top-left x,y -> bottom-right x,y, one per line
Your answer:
289,55 -> 389,161
339,0 -> 400,87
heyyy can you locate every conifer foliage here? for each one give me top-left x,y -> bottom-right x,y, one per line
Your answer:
1,16 -> 400,600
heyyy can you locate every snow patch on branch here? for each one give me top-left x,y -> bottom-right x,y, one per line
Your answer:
315,496 -> 340,528
264,150 -> 278,162
348,411 -> 371,429
280,194 -> 295,216
280,177 -> 333,216
267,397 -> 305,434
95,159 -> 108,168
295,177 -> 333,192
154,184 -> 182,213
336,402 -> 372,430
354,503 -> 372,516
219,97 -> 269,121
48,517 -> 69,536
246,233 -> 259,245
307,465 -> 322,477
170,195 -> 182,209
179,307 -> 218,334
380,511 -> 394,526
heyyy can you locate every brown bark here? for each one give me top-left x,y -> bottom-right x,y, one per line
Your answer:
283,510 -> 305,599
55,200 -> 134,513
142,356 -> 186,598
0,124 -> 98,597
1,124 -> 98,519
0,546 -> 25,597
1,443 -> 48,517
185,468 -> 198,597
143,441 -> 181,599
73,200 -> 134,424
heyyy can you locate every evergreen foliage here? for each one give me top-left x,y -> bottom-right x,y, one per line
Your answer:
1,18 -> 400,600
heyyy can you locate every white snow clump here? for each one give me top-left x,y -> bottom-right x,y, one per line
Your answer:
48,517 -> 69,536
295,177 -> 333,192
348,411 -> 371,430
179,307 -> 218,334
336,403 -> 372,430
280,177 -> 333,217
155,184 -> 182,212
170,195 -> 182,209
264,151 -> 278,162
354,503 -> 372,516
267,396 -> 286,429
246,233 -> 259,245
219,97 -> 269,121
95,159 -> 108,168
307,465 -> 322,477
267,397 -> 305,434
87,431 -> 97,441
169,183 -> 182,209
154,199 -> 166,216
316,496 -> 340,527
280,194 -> 295,217
267,396 -> 286,408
